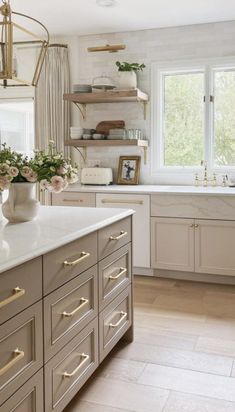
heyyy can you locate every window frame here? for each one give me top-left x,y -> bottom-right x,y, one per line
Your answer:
151,58 -> 235,180
0,86 -> 35,157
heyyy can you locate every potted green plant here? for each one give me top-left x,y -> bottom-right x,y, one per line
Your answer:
116,61 -> 146,89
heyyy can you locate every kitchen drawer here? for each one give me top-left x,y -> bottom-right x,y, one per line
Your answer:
52,192 -> 96,207
98,217 -> 131,260
43,232 -> 97,295
99,286 -> 132,362
99,244 -> 131,311
0,257 -> 42,325
44,319 -> 98,412
0,301 -> 43,406
44,265 -> 98,362
0,369 -> 43,412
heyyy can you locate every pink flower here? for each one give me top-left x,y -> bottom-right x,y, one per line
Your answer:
26,171 -> 38,182
0,175 -> 11,190
57,166 -> 66,175
21,166 -> 32,177
50,175 -> 65,193
8,166 -> 19,177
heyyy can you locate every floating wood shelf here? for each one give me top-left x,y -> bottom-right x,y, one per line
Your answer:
64,139 -> 148,148
64,89 -> 148,104
63,89 -> 148,119
65,139 -> 149,164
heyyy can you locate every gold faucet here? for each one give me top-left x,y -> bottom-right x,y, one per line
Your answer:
194,160 -> 217,186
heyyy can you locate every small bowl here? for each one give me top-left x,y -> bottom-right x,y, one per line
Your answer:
92,133 -> 104,140
82,134 -> 91,140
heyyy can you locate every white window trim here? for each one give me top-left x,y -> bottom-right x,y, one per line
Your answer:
151,57 -> 235,183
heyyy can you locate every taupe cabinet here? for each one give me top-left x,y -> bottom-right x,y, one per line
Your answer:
151,194 -> 235,277
0,216 -> 133,412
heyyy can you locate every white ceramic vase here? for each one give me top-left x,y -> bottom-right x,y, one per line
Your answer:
2,183 -> 40,223
118,71 -> 137,89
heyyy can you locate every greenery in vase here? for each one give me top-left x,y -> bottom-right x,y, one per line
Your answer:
115,61 -> 146,72
0,141 -> 78,193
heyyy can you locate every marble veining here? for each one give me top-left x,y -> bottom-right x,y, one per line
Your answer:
0,206 -> 134,274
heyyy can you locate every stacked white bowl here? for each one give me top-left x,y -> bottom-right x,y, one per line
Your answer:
70,126 -> 83,139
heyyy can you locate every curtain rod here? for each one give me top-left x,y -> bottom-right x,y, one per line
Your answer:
49,43 -> 68,48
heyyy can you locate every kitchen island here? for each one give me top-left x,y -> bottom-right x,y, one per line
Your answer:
0,206 -> 134,412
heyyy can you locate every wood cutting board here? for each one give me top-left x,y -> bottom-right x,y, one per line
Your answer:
96,120 -> 125,136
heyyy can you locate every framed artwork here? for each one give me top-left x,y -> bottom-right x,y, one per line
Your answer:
117,156 -> 141,185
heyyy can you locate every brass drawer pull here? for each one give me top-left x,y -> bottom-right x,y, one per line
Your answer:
109,311 -> 127,328
64,251 -> 90,266
102,199 -> 143,205
0,348 -> 24,376
63,199 -> 84,203
109,267 -> 127,280
0,287 -> 25,309
63,353 -> 89,378
109,231 -> 128,241
62,298 -> 89,317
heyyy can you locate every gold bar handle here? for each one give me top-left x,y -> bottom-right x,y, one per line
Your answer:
101,199 -> 143,205
63,353 -> 89,378
0,348 -> 24,377
64,252 -> 90,266
109,267 -> 127,280
62,298 -> 89,317
62,199 -> 83,203
109,231 -> 128,241
109,311 -> 127,328
0,287 -> 25,309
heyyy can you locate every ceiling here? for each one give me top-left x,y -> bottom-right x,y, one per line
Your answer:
9,0 -> 235,36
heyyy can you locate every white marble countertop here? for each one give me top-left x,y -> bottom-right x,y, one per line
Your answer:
65,184 -> 235,196
0,206 -> 134,274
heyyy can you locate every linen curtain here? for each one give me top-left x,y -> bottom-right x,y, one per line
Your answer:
35,45 -> 70,153
35,45 -> 70,204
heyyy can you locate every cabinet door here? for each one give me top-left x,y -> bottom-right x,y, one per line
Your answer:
151,217 -> 195,272
96,193 -> 150,268
195,219 -> 235,276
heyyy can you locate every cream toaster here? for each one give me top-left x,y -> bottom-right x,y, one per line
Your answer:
81,167 -> 113,185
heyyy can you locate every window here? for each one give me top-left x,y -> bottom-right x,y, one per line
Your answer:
0,99 -> 34,157
152,61 -> 235,173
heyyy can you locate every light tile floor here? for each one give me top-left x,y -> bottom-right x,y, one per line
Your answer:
65,276 -> 235,412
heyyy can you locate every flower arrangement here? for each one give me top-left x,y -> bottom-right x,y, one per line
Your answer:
0,141 -> 78,193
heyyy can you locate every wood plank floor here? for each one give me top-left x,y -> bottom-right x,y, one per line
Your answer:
65,276 -> 235,412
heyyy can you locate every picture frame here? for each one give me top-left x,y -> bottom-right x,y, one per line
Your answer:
117,156 -> 141,185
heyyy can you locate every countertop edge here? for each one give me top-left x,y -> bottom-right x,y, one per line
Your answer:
0,208 -> 134,274
63,184 -> 235,196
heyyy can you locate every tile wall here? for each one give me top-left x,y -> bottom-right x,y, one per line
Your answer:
60,20 -> 235,184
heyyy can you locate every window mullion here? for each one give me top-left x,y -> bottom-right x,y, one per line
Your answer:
204,65 -> 212,169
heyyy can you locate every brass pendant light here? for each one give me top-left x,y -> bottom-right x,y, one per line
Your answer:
0,0 -> 49,87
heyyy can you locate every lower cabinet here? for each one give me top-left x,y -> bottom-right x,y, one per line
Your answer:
195,219 -> 235,276
99,286 -> 132,362
151,217 -> 195,272
0,301 -> 43,407
1,370 -> 44,412
44,319 -> 99,412
151,217 -> 235,276
96,193 -> 150,268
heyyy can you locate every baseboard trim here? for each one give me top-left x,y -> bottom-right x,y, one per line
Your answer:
153,269 -> 235,285
133,267 -> 154,276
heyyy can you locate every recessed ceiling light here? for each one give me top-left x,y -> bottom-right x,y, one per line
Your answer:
96,0 -> 117,7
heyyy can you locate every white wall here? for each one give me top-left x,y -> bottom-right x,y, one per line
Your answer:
63,21 -> 235,184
